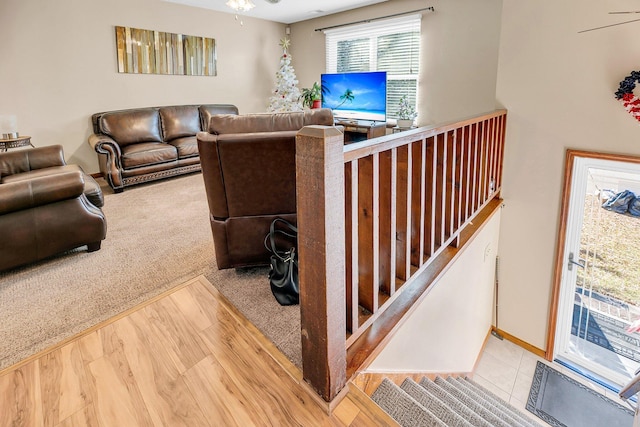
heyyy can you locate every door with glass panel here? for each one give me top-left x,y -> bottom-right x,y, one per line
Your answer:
552,150 -> 640,388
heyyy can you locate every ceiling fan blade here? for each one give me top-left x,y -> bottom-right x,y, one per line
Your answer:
264,0 -> 280,3
609,11 -> 640,14
579,17 -> 640,33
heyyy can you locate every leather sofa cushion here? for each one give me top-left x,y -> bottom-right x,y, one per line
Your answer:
208,108 -> 334,135
209,112 -> 303,134
99,109 -> 163,147
160,106 -> 200,141
0,144 -> 66,178
121,142 -> 177,169
167,135 -> 198,159
302,108 -> 335,126
2,164 -> 80,184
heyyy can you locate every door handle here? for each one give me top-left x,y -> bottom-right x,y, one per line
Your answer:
568,252 -> 586,271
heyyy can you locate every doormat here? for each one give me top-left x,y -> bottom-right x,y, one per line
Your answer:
526,361 -> 634,427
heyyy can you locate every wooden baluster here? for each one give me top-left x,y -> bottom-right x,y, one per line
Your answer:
418,139 -> 427,265
345,162 -> 354,334
350,161 -> 359,333
471,123 -> 480,213
405,144 -> 413,277
427,137 -> 436,256
378,150 -> 393,298
296,125 -> 346,402
435,134 -> 445,248
410,141 -> 422,267
497,113 -> 506,190
394,146 -> 408,282
445,131 -> 455,240
481,120 -> 488,204
357,156 -> 376,315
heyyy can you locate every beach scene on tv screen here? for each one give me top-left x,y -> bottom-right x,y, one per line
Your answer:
321,71 -> 386,122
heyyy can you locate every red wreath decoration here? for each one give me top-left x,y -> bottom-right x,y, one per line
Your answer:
622,93 -> 640,122
615,72 -> 640,123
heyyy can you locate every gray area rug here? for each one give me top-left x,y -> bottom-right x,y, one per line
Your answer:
0,173 -> 301,371
526,361 -> 634,427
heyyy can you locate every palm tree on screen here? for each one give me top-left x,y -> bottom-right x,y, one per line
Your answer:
335,89 -> 355,109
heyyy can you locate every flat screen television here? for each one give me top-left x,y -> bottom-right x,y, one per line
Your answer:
321,71 -> 387,122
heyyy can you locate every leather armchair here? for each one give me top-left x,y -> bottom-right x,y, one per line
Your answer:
197,109 -> 335,269
0,145 -> 106,271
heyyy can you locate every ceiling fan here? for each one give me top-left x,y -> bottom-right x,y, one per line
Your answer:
580,10 -> 640,33
227,0 -> 279,13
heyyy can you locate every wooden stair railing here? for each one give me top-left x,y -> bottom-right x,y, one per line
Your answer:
295,110 -> 507,402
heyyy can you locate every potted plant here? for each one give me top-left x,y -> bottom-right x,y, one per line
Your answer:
396,95 -> 417,128
300,81 -> 322,109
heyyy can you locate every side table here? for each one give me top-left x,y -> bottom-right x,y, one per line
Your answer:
0,136 -> 33,152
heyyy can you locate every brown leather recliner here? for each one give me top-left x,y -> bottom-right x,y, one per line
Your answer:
197,109 -> 335,269
0,145 -> 107,271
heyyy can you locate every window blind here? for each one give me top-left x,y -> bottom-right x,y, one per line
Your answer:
325,15 -> 421,120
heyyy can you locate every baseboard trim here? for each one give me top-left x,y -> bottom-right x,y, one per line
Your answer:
492,327 -> 546,358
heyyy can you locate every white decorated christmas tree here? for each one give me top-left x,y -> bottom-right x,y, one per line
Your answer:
267,38 -> 303,112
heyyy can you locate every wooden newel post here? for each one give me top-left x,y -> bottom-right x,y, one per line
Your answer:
296,125 -> 347,402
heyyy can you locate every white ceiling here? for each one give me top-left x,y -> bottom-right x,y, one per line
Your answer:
163,0 -> 389,24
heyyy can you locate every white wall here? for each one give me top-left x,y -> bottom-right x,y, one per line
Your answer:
290,0 -> 503,126
496,0 -> 640,349
0,0 -> 285,173
368,209 -> 501,373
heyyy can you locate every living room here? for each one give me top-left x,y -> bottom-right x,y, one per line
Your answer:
1,0 -> 503,364
3,0 -> 640,424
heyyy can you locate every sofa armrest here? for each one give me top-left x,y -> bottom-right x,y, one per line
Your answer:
197,131 -> 229,219
0,170 -> 85,215
88,133 -> 124,190
89,133 -> 122,158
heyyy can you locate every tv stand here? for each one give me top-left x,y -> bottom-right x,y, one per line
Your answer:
336,119 -> 386,143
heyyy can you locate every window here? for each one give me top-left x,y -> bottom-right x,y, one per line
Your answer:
325,15 -> 421,121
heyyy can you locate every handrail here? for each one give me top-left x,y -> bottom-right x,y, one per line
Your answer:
344,109 -> 507,162
295,109 -> 507,403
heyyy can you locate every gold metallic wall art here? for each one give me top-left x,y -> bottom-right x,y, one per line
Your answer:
115,26 -> 216,76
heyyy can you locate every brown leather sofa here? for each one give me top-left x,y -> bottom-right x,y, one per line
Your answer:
197,108 -> 335,269
0,145 -> 107,271
89,104 -> 239,192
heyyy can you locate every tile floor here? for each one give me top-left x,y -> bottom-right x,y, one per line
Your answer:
474,334 -> 636,426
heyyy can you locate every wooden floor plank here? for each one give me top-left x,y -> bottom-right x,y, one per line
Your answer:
0,276 -> 392,427
111,313 -> 210,427
199,308 -> 325,425
183,355 -> 260,427
0,364 -> 43,427
76,331 -> 103,365
88,324 -> 155,427
57,404 -> 98,427
141,296 -> 210,374
169,285 -> 215,332
39,343 -> 91,426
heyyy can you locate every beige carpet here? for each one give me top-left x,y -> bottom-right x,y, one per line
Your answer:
0,173 -> 301,371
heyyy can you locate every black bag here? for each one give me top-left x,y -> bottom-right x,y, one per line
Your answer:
264,218 -> 299,306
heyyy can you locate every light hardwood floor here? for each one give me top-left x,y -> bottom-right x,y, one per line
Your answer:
0,276 -> 395,427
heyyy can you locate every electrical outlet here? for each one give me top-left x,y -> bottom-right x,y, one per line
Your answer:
484,243 -> 491,262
